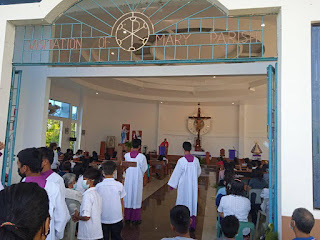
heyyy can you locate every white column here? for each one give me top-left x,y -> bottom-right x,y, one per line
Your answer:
11,66 -> 50,183
0,20 -> 15,178
238,104 -> 246,158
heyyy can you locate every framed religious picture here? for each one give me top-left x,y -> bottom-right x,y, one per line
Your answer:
132,130 -> 142,141
106,136 -> 116,148
121,124 -> 130,144
132,130 -> 137,140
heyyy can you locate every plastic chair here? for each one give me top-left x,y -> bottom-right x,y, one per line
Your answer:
216,214 -> 222,238
235,221 -> 255,240
249,189 -> 263,204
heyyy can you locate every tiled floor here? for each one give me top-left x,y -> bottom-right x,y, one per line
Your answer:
122,169 -> 217,240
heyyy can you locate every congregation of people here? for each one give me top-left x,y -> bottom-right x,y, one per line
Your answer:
0,140 -> 317,240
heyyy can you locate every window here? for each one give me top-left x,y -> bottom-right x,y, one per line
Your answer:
46,119 -> 62,147
70,122 -> 77,151
72,106 -> 78,120
49,99 -> 70,119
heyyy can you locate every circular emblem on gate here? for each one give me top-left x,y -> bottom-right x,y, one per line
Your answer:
112,12 -> 154,52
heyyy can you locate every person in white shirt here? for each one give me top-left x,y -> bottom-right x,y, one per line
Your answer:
39,147 -> 66,198
161,205 -> 194,240
49,142 -> 60,170
123,139 -> 148,225
218,179 -> 251,236
63,173 -> 82,204
72,168 -> 103,240
168,142 -> 201,232
97,161 -> 126,240
17,148 -> 70,240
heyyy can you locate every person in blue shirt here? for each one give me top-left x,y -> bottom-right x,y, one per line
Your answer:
290,208 -> 316,240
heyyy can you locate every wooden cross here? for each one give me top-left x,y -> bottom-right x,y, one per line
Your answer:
188,103 -> 211,151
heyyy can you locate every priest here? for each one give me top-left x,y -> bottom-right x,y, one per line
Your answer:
168,141 -> 201,232
123,139 -> 148,225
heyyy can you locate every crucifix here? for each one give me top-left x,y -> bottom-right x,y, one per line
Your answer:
188,103 -> 211,151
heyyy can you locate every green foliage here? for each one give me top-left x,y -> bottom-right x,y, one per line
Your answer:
198,157 -> 206,165
125,141 -> 133,149
46,119 -> 61,147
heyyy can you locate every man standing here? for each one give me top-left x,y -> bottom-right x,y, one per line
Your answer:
168,142 -> 201,232
39,147 -> 66,197
17,148 -> 70,240
290,208 -> 316,240
123,139 -> 148,225
49,142 -> 59,171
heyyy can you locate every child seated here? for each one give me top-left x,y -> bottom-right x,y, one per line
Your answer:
218,215 -> 240,240
161,205 -> 194,240
96,161 -> 126,240
72,168 -> 103,240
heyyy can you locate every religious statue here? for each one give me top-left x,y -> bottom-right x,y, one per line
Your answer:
121,124 -> 130,144
188,103 -> 211,151
251,142 -> 263,161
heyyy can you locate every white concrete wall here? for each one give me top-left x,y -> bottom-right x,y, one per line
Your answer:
12,67 -> 50,184
80,96 -> 159,153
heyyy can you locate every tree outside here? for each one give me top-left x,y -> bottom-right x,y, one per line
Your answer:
46,119 -> 61,147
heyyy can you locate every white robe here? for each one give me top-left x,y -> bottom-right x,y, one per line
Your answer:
168,157 -> 201,216
123,153 -> 148,209
0,182 -> 4,191
45,181 -> 71,240
51,151 -> 59,170
46,171 -> 66,198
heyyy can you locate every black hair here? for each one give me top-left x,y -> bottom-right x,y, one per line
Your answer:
83,168 -> 101,186
102,161 -> 117,176
38,147 -> 54,165
234,157 -> 239,165
0,182 -> 49,240
183,142 -> 191,152
73,163 -> 85,180
158,155 -> 165,161
92,151 -> 98,160
254,168 -> 264,180
221,215 -> 239,238
229,179 -> 245,196
76,149 -> 83,155
17,148 -> 42,173
132,139 -> 141,149
292,208 -> 315,234
57,147 -> 61,151
170,205 -> 190,234
49,142 -> 57,149
62,161 -> 71,172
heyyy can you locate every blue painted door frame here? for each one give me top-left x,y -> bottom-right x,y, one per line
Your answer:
267,63 -> 278,231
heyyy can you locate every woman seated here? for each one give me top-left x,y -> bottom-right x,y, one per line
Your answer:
218,179 -> 251,236
248,168 -> 268,190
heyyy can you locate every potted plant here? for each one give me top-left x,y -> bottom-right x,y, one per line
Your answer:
125,141 -> 133,152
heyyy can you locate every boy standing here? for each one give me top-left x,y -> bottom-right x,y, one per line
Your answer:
97,161 -> 126,240
72,168 -> 103,240
168,142 -> 201,232
123,139 -> 148,224
161,205 -> 194,240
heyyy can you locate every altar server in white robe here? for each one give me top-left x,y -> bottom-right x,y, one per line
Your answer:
168,141 -> 201,232
17,148 -> 70,240
39,147 -> 66,198
123,139 -> 148,224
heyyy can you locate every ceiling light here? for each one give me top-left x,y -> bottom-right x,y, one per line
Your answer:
261,23 -> 265,27
111,52 -> 115,55
160,101 -> 163,104
213,76 -> 216,79
123,30 -> 127,34
232,102 -> 235,105
248,87 -> 256,92
96,92 -> 99,95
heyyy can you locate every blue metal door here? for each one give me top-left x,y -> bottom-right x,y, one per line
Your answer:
267,64 -> 278,230
1,69 -> 22,186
